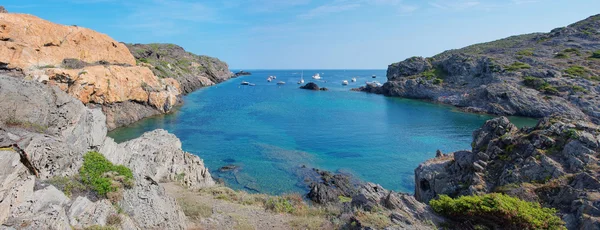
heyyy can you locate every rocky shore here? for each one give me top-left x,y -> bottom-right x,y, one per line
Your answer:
355,14 -> 600,124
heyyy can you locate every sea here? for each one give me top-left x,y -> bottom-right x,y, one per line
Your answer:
108,69 -> 538,195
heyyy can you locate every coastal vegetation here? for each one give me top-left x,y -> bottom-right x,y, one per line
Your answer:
79,151 -> 134,202
430,194 -> 565,229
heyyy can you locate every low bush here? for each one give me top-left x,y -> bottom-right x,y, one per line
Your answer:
565,65 -> 587,77
554,53 -> 569,59
505,62 -> 531,71
79,152 -> 134,201
429,193 -> 565,229
433,78 -> 443,85
592,50 -> 600,59
516,49 -> 534,57
47,176 -> 88,198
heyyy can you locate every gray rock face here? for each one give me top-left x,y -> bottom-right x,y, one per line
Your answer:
100,101 -> 162,131
101,129 -> 215,189
414,116 -> 600,229
367,15 -> 600,123
126,43 -> 232,94
0,6 -> 6,13
0,76 -> 216,229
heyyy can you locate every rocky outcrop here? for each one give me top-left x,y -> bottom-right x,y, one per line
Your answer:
299,82 -> 328,91
0,6 -> 7,14
363,14 -> 600,123
234,70 -> 251,77
126,43 -> 232,94
415,116 -> 600,229
0,76 -> 215,229
0,13 -> 182,129
302,168 -> 442,229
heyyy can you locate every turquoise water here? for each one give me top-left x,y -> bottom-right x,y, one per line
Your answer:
109,70 -> 538,195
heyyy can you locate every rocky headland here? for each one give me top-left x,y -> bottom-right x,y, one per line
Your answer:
0,11 -> 232,130
355,14 -> 600,124
126,43 -> 232,95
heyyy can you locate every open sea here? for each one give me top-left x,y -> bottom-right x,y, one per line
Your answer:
109,69 -> 538,195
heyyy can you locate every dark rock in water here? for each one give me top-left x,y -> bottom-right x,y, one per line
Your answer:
0,6 -> 7,13
234,70 -> 251,77
219,164 -> 239,172
300,82 -> 328,91
351,83 -> 383,94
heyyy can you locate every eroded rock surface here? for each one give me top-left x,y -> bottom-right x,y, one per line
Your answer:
0,76 -> 215,229
0,13 -> 182,129
415,116 -> 600,229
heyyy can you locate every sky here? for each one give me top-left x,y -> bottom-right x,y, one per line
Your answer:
3,0 -> 600,69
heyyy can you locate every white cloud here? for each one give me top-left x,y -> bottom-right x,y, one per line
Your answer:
428,0 -> 481,10
298,2 -> 361,19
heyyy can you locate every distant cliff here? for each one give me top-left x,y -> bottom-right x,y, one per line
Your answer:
358,14 -> 600,124
126,44 -> 232,94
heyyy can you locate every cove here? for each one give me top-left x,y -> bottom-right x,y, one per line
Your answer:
109,69 -> 538,195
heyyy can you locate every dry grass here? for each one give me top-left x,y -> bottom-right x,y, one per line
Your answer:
178,198 -> 213,220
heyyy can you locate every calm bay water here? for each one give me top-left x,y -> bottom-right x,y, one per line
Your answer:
109,69 -> 537,195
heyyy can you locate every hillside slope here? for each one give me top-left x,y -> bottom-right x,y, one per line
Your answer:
126,43 -> 232,94
358,14 -> 600,123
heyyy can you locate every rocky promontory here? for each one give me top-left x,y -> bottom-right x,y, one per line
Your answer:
357,14 -> 600,124
126,44 -> 232,94
300,82 -> 328,91
415,116 -> 600,229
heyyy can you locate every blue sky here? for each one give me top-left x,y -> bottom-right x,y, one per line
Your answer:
3,0 -> 599,69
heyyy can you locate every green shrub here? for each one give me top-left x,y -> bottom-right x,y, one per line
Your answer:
563,48 -> 579,53
592,50 -> 600,59
430,194 -> 565,230
421,67 -> 448,80
572,85 -> 587,93
79,152 -> 133,198
522,76 -> 545,88
505,62 -> 531,71
554,53 -> 569,59
338,196 -> 352,203
265,197 -> 295,214
433,78 -> 443,85
565,65 -> 587,77
516,49 -> 534,57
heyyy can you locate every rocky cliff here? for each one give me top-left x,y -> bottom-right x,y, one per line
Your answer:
0,12 -> 181,130
415,116 -> 599,229
0,75 -> 214,229
358,14 -> 600,123
126,43 -> 232,94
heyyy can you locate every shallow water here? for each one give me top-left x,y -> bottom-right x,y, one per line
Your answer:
109,69 -> 538,195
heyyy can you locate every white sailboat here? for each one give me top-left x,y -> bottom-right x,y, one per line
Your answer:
298,71 -> 305,84
342,80 -> 349,85
351,77 -> 357,82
